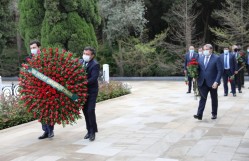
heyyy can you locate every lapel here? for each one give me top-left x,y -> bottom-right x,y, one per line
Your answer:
221,53 -> 224,66
86,59 -> 94,71
200,55 -> 205,70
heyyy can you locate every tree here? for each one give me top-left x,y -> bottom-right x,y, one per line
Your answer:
18,0 -> 45,50
98,0 -> 147,76
162,0 -> 201,52
210,0 -> 249,48
41,0 -> 100,54
0,0 -> 13,55
99,0 -> 147,44
19,0 -> 100,55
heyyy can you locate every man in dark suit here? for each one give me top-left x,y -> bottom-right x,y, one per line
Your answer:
28,40 -> 54,139
184,46 -> 199,93
81,46 -> 100,141
246,46 -> 249,76
219,47 -> 238,97
194,44 -> 223,120
232,45 -> 245,93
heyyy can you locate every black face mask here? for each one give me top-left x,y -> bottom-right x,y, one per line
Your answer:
234,49 -> 238,52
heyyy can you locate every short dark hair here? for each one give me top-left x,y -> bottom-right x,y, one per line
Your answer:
84,46 -> 96,55
29,40 -> 41,47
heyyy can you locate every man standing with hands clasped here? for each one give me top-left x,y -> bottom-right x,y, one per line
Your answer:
219,47 -> 238,97
81,47 -> 100,141
193,44 -> 223,120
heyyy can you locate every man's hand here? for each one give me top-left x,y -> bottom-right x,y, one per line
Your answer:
235,71 -> 238,74
212,82 -> 218,89
184,70 -> 187,74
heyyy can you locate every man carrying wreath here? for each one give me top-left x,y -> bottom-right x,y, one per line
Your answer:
28,40 -> 55,139
80,47 -> 100,141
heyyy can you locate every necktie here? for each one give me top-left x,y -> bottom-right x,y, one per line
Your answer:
224,54 -> 228,68
204,56 -> 209,68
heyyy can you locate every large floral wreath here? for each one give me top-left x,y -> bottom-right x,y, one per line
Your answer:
19,48 -> 88,126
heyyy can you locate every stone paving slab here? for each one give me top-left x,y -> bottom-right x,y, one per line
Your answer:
0,81 -> 249,161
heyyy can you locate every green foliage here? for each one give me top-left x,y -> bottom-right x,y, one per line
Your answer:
210,0 -> 249,48
19,0 -> 100,56
18,0 -> 45,51
99,0 -> 147,44
97,81 -> 131,102
102,31 -> 183,76
0,0 -> 14,55
0,95 -> 34,130
0,44 -> 27,77
96,43 -> 118,76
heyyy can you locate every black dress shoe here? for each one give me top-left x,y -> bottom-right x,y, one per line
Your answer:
48,131 -> 54,138
84,133 -> 90,139
224,93 -> 228,96
233,94 -> 236,97
193,115 -> 202,120
89,133 -> 95,141
38,132 -> 48,139
186,91 -> 191,94
239,90 -> 242,93
211,115 -> 217,119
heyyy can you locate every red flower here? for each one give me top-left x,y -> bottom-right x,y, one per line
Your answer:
19,47 -> 88,126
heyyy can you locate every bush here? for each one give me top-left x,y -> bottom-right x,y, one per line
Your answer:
0,95 -> 34,130
97,81 -> 131,102
0,81 -> 131,130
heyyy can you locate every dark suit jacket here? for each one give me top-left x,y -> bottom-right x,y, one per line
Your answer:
247,52 -> 249,64
80,59 -> 100,94
197,54 -> 223,87
219,53 -> 238,74
184,52 -> 199,70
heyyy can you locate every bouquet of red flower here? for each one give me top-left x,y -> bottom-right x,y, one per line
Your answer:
187,58 -> 199,99
237,52 -> 246,66
19,48 -> 88,126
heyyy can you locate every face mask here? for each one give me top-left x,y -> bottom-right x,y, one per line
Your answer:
234,49 -> 238,52
247,49 -> 249,52
83,55 -> 91,62
31,49 -> 38,54
189,49 -> 194,53
224,50 -> 229,54
203,50 -> 210,56
198,52 -> 202,55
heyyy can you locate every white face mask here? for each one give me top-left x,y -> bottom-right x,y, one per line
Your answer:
203,50 -> 210,56
224,50 -> 229,54
247,49 -> 249,52
31,49 -> 38,54
189,49 -> 194,53
198,52 -> 202,55
83,55 -> 91,62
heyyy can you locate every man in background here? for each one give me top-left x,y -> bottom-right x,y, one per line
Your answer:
184,46 -> 199,93
219,47 -> 238,97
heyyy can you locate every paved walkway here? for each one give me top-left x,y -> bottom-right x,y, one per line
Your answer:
0,81 -> 249,161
